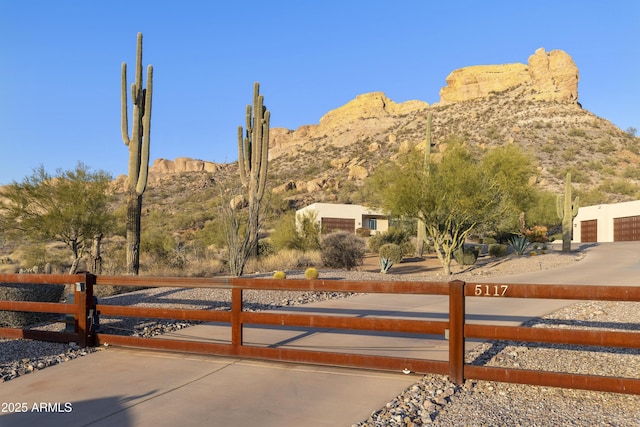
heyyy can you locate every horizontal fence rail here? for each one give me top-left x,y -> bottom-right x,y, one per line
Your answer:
0,273 -> 638,395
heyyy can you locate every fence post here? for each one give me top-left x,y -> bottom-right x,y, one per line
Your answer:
73,273 -> 97,348
448,280 -> 466,385
231,287 -> 243,353
73,280 -> 88,347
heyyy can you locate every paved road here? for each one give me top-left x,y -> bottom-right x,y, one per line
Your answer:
0,242 -> 637,426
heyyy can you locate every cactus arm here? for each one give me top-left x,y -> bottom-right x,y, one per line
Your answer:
134,32 -> 143,92
121,63 -> 130,146
423,110 -> 432,174
257,109 -> 270,200
136,64 -> 153,195
238,126 -> 248,187
572,196 -> 580,217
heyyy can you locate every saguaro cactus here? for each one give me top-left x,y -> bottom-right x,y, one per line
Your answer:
121,32 -> 153,275
416,111 -> 433,256
237,82 -> 270,260
556,172 -> 579,252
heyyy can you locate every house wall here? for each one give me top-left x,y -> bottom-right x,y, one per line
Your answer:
296,203 -> 388,235
573,200 -> 640,243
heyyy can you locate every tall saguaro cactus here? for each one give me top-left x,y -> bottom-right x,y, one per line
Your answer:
556,172 -> 579,253
121,32 -> 153,275
416,111 -> 433,256
237,82 -> 270,260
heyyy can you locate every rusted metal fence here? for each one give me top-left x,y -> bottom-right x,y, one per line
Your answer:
0,273 -> 638,395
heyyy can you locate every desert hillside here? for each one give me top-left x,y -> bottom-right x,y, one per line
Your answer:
2,47 -> 638,274
131,48 -> 638,213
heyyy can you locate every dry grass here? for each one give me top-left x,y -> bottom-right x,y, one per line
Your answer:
245,249 -> 322,274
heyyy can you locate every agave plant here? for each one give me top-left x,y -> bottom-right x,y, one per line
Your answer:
378,243 -> 403,274
508,235 -> 531,256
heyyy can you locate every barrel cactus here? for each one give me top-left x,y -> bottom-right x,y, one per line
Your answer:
273,271 -> 286,279
304,267 -> 319,280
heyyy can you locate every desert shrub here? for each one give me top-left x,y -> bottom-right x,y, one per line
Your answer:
304,267 -> 319,280
273,271 -> 286,279
483,237 -> 497,244
270,211 -> 321,252
246,249 -> 322,273
378,243 -> 403,273
368,228 -> 412,255
453,245 -> 479,265
568,128 -> 587,138
258,240 -> 277,257
525,225 -> 549,243
356,228 -> 371,237
321,232 -> 366,270
0,283 -> 65,327
489,244 -> 508,258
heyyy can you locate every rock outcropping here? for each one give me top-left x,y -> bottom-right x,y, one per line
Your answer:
149,157 -> 221,174
268,92 -> 428,159
439,48 -> 578,104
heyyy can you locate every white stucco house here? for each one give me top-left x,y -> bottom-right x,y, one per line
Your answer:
572,200 -> 640,243
295,203 -> 389,235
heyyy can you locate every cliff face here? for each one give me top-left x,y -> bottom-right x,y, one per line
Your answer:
268,92 -> 428,159
439,48 -> 579,104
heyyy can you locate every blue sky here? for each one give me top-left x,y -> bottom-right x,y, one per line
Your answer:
1,1 -> 638,185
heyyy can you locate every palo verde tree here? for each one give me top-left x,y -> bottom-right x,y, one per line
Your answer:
238,82 -> 270,256
121,32 -> 153,275
0,163 -> 114,274
369,142 -> 536,275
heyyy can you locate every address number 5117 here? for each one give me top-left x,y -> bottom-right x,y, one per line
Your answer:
474,284 -> 509,297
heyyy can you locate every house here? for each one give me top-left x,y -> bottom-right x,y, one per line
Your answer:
573,200 -> 640,242
295,203 -> 389,235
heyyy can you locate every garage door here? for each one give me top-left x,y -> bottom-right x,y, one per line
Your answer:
580,219 -> 597,242
614,215 -> 640,241
321,218 -> 355,234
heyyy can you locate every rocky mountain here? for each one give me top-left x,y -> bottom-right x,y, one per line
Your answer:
126,48 -> 639,213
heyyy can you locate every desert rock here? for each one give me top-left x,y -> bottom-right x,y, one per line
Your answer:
439,48 -> 578,104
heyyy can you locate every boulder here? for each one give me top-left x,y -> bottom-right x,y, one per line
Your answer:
348,165 -> 369,180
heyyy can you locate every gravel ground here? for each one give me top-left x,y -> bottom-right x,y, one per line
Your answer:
1,249 -> 639,426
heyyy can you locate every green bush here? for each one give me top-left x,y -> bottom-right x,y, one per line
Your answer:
321,232 -> 366,270
368,228 -> 412,254
304,267 -> 319,280
483,237 -> 497,244
453,246 -> 479,265
488,244 -> 508,258
258,240 -> 277,257
356,228 -> 372,237
378,243 -> 403,273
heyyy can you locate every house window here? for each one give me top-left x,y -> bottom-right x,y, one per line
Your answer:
368,218 -> 377,230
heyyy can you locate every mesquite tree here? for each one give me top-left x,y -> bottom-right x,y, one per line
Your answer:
237,82 -> 270,259
121,32 -> 153,275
